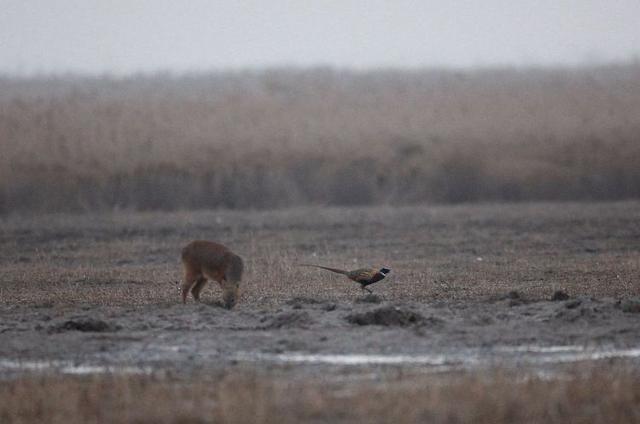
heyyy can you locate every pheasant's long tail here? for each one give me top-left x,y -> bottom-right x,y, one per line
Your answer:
297,263 -> 350,276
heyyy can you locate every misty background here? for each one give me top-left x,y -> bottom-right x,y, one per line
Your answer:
1,1 -> 639,214
2,0 -> 639,74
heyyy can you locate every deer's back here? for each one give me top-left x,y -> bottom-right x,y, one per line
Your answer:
182,240 -> 231,271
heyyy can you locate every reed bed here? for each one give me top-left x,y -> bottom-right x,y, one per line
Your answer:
2,366 -> 639,424
1,64 -> 639,213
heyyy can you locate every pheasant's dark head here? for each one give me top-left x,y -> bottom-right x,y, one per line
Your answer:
380,267 -> 391,275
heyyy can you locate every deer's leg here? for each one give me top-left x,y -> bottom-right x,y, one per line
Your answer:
181,267 -> 200,304
191,277 -> 208,302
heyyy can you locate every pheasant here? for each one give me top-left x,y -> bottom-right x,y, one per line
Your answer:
300,264 -> 391,293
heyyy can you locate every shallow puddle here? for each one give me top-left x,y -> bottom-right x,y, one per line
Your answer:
3,345 -> 640,378
235,352 -> 461,366
234,345 -> 640,369
0,359 -> 153,376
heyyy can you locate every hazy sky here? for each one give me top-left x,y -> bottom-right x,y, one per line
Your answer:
1,0 -> 639,75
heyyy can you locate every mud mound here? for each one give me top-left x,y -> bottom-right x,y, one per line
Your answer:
286,297 -> 326,310
355,294 -> 383,304
564,299 -> 582,309
51,318 -> 120,333
264,311 -> 313,329
620,299 -> 640,313
551,290 -> 570,301
494,290 -> 528,306
491,291 -> 521,302
554,299 -> 604,322
505,291 -> 521,299
346,306 -> 426,327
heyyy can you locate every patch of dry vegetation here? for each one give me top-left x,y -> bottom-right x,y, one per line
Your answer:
1,366 -> 639,423
1,64 -> 640,213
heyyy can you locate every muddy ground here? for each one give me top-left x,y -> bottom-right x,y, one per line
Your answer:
1,293 -> 640,377
1,202 -> 640,378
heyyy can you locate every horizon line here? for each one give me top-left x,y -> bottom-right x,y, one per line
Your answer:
1,58 -> 639,80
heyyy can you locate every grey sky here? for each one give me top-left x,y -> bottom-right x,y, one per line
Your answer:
1,0 -> 639,75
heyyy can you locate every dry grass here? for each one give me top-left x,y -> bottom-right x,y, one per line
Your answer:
1,64 -> 640,214
1,365 -> 639,423
1,202 -> 639,307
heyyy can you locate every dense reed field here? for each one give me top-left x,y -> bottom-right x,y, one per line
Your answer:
3,366 -> 640,424
1,64 -> 639,213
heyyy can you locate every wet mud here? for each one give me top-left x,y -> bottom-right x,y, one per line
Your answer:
1,293 -> 640,377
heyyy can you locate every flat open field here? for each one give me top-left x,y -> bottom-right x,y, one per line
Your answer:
1,201 -> 640,422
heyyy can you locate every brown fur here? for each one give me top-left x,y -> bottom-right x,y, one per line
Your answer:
181,240 -> 244,308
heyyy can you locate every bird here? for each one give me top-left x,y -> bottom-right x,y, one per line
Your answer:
299,264 -> 391,293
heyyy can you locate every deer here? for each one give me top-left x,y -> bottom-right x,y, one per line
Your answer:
179,240 -> 244,309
